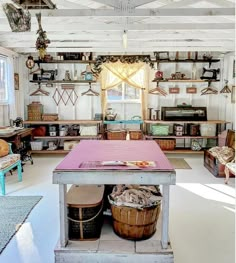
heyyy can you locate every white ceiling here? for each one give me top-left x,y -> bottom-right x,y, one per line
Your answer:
0,0 -> 235,55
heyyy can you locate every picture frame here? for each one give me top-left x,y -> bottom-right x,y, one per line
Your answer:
231,85 -> 235,103
169,87 -> 180,94
14,73 -> 19,90
186,87 -> 197,94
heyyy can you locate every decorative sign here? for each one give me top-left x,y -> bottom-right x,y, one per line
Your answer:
186,87 -> 197,94
169,87 -> 180,94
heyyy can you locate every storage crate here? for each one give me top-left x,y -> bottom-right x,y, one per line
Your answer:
200,124 -> 216,136
42,114 -> 58,121
64,141 -> 80,151
155,139 -> 176,150
109,200 -> 161,240
30,140 -> 43,150
151,125 -> 169,136
130,130 -> 143,140
107,130 -> 126,140
27,102 -> 43,121
80,125 -> 98,136
67,184 -> 104,240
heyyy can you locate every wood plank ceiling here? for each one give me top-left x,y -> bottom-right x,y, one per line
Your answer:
0,0 -> 235,55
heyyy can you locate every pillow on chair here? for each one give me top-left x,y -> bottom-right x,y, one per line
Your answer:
0,139 -> 9,157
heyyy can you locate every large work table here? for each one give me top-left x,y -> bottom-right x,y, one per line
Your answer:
53,140 -> 176,262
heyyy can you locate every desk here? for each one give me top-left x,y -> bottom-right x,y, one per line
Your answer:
53,140 -> 176,262
0,128 -> 33,149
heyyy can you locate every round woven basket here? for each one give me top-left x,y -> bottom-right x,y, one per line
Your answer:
110,202 -> 161,241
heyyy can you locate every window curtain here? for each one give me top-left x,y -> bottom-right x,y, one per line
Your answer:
0,55 -> 16,126
99,61 -> 149,119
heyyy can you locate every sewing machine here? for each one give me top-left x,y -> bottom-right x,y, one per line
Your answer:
200,68 -> 220,80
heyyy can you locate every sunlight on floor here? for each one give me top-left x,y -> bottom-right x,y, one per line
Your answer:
177,183 -> 235,205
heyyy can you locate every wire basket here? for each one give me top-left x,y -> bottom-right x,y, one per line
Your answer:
30,141 -> 43,150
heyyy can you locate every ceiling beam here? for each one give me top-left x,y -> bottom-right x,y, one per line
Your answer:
12,46 -> 233,53
2,40 -> 233,48
27,8 -> 235,17
0,23 -> 234,32
0,32 -> 234,40
91,0 -> 118,8
132,0 -> 158,7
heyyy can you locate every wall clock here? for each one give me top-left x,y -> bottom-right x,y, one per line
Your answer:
26,56 -> 35,69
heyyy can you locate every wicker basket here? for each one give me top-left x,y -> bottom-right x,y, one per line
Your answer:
130,130 -> 143,140
67,185 -> 104,240
110,202 -> 161,240
27,102 -> 43,121
42,114 -> 58,121
155,139 -> 176,150
107,130 -> 126,140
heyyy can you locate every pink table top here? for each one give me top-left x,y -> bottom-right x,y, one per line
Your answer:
55,140 -> 174,171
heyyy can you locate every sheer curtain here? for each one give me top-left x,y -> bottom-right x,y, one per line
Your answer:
0,55 -> 16,126
99,61 -> 149,119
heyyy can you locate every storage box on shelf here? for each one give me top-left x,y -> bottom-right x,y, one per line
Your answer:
24,120 -> 102,153
204,129 -> 235,177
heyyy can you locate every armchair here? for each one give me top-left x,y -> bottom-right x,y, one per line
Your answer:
0,139 -> 22,195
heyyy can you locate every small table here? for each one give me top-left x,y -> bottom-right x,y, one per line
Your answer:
53,140 -> 176,255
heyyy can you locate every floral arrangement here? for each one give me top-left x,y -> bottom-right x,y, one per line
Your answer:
35,13 -> 50,59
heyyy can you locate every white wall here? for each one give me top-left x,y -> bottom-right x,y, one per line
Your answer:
19,52 -> 235,131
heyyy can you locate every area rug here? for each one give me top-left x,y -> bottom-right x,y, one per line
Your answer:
168,158 -> 192,169
0,196 -> 42,254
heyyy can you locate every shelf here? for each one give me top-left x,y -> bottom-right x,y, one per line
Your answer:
30,149 -> 69,154
152,59 -> 220,64
34,60 -> 96,64
23,120 -> 102,125
152,79 -> 220,83
30,80 -> 96,84
33,135 -> 102,139
145,135 -> 217,139
164,149 -> 204,154
144,120 -> 229,124
104,120 -> 143,124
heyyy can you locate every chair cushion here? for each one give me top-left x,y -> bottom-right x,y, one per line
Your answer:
0,154 -> 20,170
0,139 -> 9,157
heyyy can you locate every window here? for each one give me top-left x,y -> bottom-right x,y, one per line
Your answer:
0,56 -> 9,104
107,83 -> 141,102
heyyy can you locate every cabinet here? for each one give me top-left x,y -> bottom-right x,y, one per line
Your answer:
144,120 -> 229,154
23,120 -> 102,154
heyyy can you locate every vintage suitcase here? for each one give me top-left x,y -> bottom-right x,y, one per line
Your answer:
204,130 -> 235,177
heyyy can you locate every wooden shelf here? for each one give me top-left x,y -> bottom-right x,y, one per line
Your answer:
30,80 -> 96,84
30,149 -> 69,154
152,59 -> 220,64
145,135 -> 218,139
34,135 -> 102,139
144,120 -> 229,124
164,149 -> 204,154
34,60 -> 96,64
23,120 -> 102,125
152,79 -> 220,83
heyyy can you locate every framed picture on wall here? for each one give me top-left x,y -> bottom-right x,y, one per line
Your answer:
169,87 -> 180,94
231,85 -> 235,103
186,87 -> 197,94
14,73 -> 19,90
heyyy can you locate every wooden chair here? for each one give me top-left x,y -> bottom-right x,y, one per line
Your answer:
0,139 -> 22,195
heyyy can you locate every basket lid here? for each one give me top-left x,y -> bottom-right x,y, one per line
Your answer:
67,184 -> 104,207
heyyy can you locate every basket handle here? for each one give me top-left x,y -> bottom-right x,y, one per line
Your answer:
67,201 -> 103,223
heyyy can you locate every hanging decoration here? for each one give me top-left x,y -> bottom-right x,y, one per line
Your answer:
35,13 -> 50,59
3,3 -> 31,32
93,55 -> 154,73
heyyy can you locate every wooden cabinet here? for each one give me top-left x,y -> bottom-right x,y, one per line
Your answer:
144,120 -> 229,154
23,120 -> 102,154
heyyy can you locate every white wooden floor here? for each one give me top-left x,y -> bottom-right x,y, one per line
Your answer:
0,154 -> 235,263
